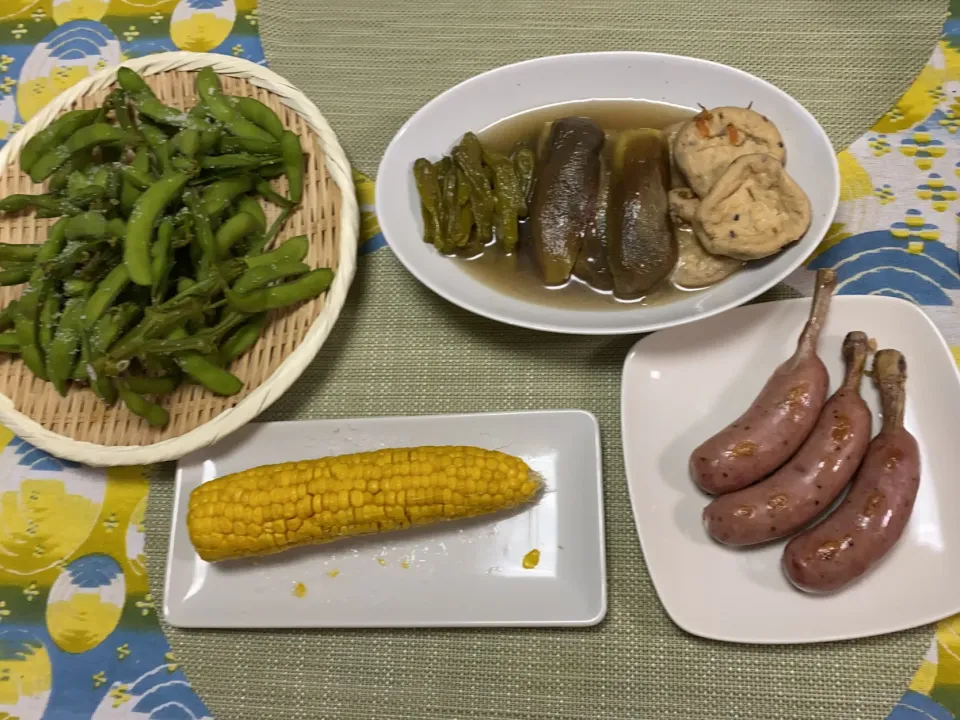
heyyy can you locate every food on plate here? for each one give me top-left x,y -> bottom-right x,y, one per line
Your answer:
782,349 -> 920,593
667,187 -> 699,224
663,121 -> 687,189
606,129 -> 675,299
522,548 -> 541,569
674,106 -> 786,198
668,189 -> 741,288
572,156 -> 613,291
689,269 -> 836,494
694,154 -> 812,260
0,66 -> 332,426
530,117 -> 605,285
187,446 -> 543,562
412,100 -> 811,309
703,331 -> 872,546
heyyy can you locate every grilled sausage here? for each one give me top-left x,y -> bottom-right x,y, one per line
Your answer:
689,269 -> 836,494
703,331 -> 872,545
782,350 -> 920,593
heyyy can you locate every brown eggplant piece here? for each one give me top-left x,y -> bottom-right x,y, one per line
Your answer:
606,129 -> 676,299
573,154 -> 613,291
530,117 -> 605,286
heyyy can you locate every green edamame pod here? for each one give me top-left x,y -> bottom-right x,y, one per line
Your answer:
90,302 -> 140,357
219,313 -> 266,364
151,217 -> 174,302
106,88 -> 134,131
120,147 -> 150,213
124,375 -> 179,396
64,278 -> 94,297
63,123 -> 138,155
245,233 -> 308,268
172,128 -> 201,157
0,244 -> 40,264
0,194 -> 80,216
254,178 -> 294,208
0,300 -> 20,332
200,176 -> 254,217
0,331 -> 20,354
16,217 -> 69,380
39,292 -> 60,354
140,334 -> 216,356
140,123 -> 172,174
74,328 -> 117,403
68,185 -> 107,207
167,327 -> 243,395
118,382 -> 169,427
117,67 -> 191,129
215,211 -> 259,256
48,296 -> 86,395
199,154 -> 263,170
244,207 -> 291,256
176,277 -> 196,294
258,162 -> 285,179
233,261 -> 310,294
220,136 -> 281,155
280,131 -> 304,204
84,264 -> 130,329
225,268 -> 333,313
28,146 -> 72,184
195,68 -> 275,143
0,265 -> 32,286
120,164 -> 151,190
20,109 -> 98,174
235,196 -> 266,231
124,171 -> 188,286
64,211 -> 108,241
229,96 -> 285,140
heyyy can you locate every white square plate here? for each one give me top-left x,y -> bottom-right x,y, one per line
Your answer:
164,410 -> 606,628
622,296 -> 960,644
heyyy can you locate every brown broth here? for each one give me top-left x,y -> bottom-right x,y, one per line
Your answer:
456,99 -> 701,309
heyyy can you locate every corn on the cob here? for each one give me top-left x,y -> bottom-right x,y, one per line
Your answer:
187,445 -> 542,562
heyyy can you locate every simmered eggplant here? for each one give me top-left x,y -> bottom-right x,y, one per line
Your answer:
530,117 -> 605,285
573,155 -> 613,291
606,129 -> 676,299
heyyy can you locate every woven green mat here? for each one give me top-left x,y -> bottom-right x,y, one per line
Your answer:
147,2 -> 948,718
259,0 -> 947,175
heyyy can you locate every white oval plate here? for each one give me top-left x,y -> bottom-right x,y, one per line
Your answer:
376,52 -> 839,335
622,296 -> 960,643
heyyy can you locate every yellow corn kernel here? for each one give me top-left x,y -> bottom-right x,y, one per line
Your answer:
187,447 -> 542,562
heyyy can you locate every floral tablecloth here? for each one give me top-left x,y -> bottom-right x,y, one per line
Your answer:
0,2 -> 958,719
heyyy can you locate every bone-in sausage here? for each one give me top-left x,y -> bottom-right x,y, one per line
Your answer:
703,331 -> 872,545
782,349 -> 920,593
689,269 -> 836,495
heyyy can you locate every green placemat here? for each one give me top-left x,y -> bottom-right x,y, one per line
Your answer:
147,2 -> 947,718
148,257 -> 922,720
259,0 -> 946,175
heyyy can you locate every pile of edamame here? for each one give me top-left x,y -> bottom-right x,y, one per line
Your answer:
0,66 -> 334,428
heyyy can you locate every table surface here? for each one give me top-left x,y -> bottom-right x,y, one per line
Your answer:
0,0 -> 954,718
146,4 -> 953,719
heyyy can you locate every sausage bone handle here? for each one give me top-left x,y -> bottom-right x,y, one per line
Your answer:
874,349 -> 907,430
840,331 -> 869,392
796,269 -> 837,356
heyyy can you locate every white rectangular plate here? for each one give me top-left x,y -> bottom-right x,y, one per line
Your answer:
165,410 -> 606,628
622,296 -> 960,644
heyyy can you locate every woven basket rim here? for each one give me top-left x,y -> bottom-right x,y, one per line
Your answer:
0,51 -> 358,466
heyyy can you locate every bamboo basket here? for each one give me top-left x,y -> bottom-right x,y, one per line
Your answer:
0,52 -> 358,466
